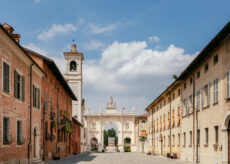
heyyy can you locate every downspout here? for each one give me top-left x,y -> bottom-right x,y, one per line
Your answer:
42,88 -> 46,161
151,108 -> 154,155
28,63 -> 34,164
56,88 -> 59,156
169,91 -> 172,157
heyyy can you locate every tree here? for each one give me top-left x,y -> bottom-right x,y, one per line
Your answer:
172,74 -> 178,80
103,128 -> 118,146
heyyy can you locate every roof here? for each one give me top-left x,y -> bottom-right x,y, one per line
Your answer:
72,117 -> 83,126
136,113 -> 148,118
145,21 -> 230,112
0,23 -> 46,76
178,21 -> 230,81
145,80 -> 181,111
24,48 -> 77,101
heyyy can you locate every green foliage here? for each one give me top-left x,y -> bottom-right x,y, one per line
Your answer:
124,138 -> 131,145
51,116 -> 57,129
104,128 -> 118,146
140,136 -> 147,141
124,145 -> 131,152
64,119 -> 73,134
172,74 -> 178,80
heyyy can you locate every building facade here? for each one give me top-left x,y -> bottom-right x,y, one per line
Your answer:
25,49 -> 77,161
0,24 -> 45,164
84,97 -> 137,152
135,113 -> 148,153
146,22 -> 230,164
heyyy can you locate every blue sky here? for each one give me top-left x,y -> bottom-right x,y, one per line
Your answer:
1,0 -> 230,114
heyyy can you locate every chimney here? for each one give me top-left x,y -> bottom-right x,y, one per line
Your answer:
3,23 -> 21,43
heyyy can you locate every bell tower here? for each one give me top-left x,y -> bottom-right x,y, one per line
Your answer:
64,43 -> 84,123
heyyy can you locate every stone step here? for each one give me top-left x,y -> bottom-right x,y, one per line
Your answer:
32,158 -> 44,164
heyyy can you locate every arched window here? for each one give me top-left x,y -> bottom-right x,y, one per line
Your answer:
70,61 -> 77,71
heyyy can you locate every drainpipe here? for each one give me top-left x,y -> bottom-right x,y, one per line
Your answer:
42,89 -> 46,161
56,88 -> 59,156
151,108 -> 154,155
169,92 -> 172,157
28,63 -> 34,164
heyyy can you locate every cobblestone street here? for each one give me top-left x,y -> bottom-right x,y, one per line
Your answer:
46,152 -> 193,164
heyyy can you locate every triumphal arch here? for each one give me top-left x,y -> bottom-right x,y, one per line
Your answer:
84,97 -> 137,152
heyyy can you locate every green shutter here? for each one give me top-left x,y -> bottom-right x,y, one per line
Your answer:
22,76 -> 25,101
38,88 -> 40,109
14,70 -> 18,98
33,85 -> 35,108
3,62 -> 10,93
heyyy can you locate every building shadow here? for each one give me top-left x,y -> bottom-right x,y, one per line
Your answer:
45,152 -> 97,164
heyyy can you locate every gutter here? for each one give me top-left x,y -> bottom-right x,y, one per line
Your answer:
28,63 -> 34,164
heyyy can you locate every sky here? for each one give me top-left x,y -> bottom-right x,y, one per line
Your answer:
1,0 -> 230,114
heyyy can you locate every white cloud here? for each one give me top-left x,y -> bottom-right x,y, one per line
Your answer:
87,23 -> 119,34
83,40 -> 197,113
83,40 -> 105,51
149,36 -> 160,42
23,43 -> 48,56
38,24 -> 77,41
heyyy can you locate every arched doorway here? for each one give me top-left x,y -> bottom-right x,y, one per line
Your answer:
90,137 -> 98,151
104,124 -> 118,152
124,137 -> 131,152
33,125 -> 40,158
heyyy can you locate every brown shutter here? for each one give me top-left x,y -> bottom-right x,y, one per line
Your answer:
33,85 -> 35,107
3,62 -> 10,93
22,76 -> 25,101
14,70 -> 18,98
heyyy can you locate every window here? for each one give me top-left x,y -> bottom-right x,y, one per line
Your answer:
33,85 -> 40,109
3,61 -> 10,93
214,126 -> 218,144
184,98 -> 188,116
190,77 -> 193,84
172,93 -> 175,100
168,97 -> 171,103
213,78 -> 218,104
189,131 -> 192,145
184,83 -> 186,89
142,120 -> 145,123
164,100 -> 166,105
189,95 -> 193,113
178,133 -> 180,145
205,128 -> 208,145
17,120 -> 22,144
197,71 -> 200,79
184,132 -> 186,146
70,61 -> 77,71
178,89 -> 181,96
163,115 -> 166,129
227,70 -> 230,99
201,83 -> 210,108
14,70 -> 25,101
204,63 -> 209,72
197,129 -> 200,145
173,135 -> 175,146
3,116 -> 10,145
213,54 -> 218,65
196,90 -> 200,111
177,107 -> 180,125
172,110 -> 175,127
50,96 -> 53,111
142,130 -> 146,137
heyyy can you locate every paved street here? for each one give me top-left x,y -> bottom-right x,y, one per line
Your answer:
46,152 -> 193,164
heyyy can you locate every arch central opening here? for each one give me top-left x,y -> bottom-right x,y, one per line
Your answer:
104,124 -> 118,152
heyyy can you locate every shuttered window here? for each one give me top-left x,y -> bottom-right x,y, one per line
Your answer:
213,78 -> 218,104
14,70 -> 25,101
3,62 -> 10,93
33,85 -> 40,109
17,120 -> 22,144
196,90 -> 200,111
227,70 -> 230,99
3,117 -> 10,145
